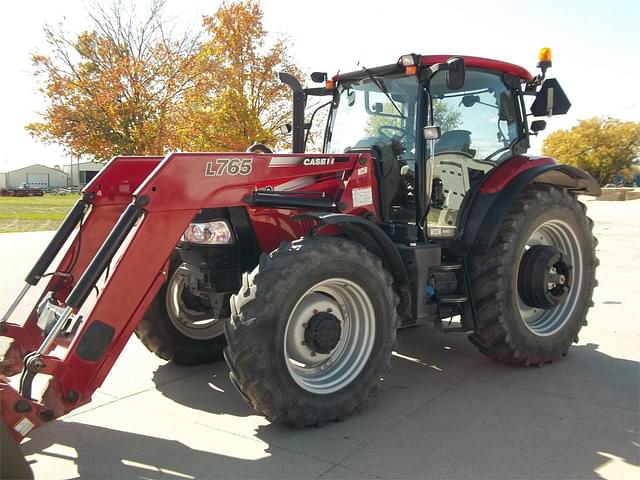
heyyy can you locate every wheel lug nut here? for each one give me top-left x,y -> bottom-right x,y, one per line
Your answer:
313,309 -> 319,315
301,340 -> 307,345
326,307 -> 332,313
302,322 -> 308,328
310,351 -> 316,356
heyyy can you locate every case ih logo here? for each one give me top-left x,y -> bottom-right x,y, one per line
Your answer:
303,157 -> 335,166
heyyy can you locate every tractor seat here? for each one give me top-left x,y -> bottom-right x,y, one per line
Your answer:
434,130 -> 476,157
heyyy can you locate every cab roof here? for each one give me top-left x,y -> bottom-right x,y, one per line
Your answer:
420,55 -> 534,81
334,54 -> 534,83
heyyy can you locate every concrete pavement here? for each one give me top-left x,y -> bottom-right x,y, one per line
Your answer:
2,199 -> 638,479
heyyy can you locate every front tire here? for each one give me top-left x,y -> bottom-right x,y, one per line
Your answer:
469,185 -> 598,366
135,253 -> 227,365
224,237 -> 397,426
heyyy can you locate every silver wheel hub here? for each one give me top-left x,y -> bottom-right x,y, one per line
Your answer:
284,278 -> 376,395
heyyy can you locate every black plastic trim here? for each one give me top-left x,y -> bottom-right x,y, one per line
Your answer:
293,212 -> 409,285
250,192 -> 338,210
76,320 -> 115,362
228,207 -> 261,272
66,203 -> 144,308
25,199 -> 87,285
460,164 -> 600,256
336,63 -> 405,84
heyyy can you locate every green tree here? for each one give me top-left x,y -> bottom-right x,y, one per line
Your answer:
432,100 -> 462,132
365,100 -> 461,137
542,117 -> 640,185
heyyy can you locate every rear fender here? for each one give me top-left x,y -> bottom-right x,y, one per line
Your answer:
461,159 -> 600,256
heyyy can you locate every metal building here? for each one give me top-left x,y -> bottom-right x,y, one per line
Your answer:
62,161 -> 104,188
0,164 -> 68,191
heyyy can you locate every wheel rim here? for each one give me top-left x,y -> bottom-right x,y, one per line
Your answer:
517,219 -> 583,336
284,278 -> 376,395
165,268 -> 224,340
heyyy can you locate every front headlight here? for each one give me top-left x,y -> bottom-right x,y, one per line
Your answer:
182,220 -> 234,244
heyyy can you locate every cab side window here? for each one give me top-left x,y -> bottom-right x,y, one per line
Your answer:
431,69 -> 519,161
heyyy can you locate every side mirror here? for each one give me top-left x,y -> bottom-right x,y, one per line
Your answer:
461,95 -> 480,108
311,72 -> 327,83
347,90 -> 356,107
446,57 -> 465,90
530,78 -> 571,117
279,124 -> 292,134
530,120 -> 547,134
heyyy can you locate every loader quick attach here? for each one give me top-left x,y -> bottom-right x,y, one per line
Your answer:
1,49 -> 599,443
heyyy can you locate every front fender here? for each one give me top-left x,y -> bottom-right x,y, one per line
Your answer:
293,212 -> 409,286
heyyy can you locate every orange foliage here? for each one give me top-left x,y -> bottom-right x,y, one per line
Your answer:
27,0 -> 299,161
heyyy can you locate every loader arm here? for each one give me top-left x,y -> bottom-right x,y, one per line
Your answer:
0,151 -> 376,440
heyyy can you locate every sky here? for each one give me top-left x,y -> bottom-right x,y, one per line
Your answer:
1,0 -> 638,172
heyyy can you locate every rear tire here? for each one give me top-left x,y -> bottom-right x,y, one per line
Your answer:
135,253 -> 227,365
224,237 -> 397,426
468,185 -> 598,366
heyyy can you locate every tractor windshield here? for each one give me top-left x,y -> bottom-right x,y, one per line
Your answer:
325,75 -> 419,163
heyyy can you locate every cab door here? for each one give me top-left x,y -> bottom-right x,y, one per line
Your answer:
426,69 -> 521,238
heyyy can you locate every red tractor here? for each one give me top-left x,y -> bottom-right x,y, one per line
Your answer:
1,49 -> 598,449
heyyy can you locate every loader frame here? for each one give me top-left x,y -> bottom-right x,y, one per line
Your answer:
0,151 -> 376,440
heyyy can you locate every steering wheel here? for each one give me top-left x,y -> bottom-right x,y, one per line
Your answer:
246,142 -> 273,154
378,125 -> 407,140
378,125 -> 411,142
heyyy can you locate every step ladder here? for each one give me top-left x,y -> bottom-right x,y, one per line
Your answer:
431,260 -> 476,334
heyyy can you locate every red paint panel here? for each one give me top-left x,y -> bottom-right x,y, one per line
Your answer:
479,156 -> 556,194
338,154 -> 380,217
333,55 -> 534,82
84,156 -> 162,205
136,153 -> 358,212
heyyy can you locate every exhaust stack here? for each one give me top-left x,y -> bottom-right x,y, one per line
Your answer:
278,72 -> 305,153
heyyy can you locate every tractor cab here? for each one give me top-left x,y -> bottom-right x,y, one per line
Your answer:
321,50 -> 571,241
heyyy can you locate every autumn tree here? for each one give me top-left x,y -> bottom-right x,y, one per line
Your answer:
28,0 -> 300,161
542,117 -> 640,185
27,0 -> 207,161
174,0 -> 301,152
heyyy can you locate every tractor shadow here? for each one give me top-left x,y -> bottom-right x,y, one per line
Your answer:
146,327 -> 639,479
20,421 -> 297,480
20,329 -> 638,479
150,358 -> 256,418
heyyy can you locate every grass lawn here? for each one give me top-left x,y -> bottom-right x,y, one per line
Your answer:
0,194 -> 81,233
